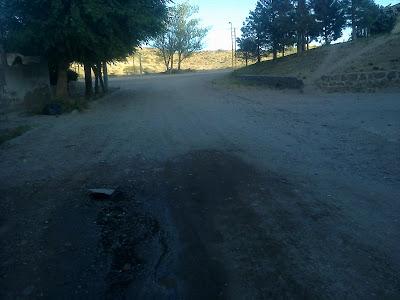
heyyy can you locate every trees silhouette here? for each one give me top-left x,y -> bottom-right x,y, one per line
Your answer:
1,0 -> 168,98
240,0 -> 396,62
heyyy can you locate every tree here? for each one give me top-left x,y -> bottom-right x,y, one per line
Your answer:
240,13 -> 265,62
236,37 -> 259,66
294,0 -> 319,53
3,0 -> 168,98
174,3 -> 209,70
273,0 -> 296,56
370,6 -> 397,34
348,0 -> 380,39
248,0 -> 295,59
311,0 -> 347,44
153,24 -> 177,71
153,2 -> 208,71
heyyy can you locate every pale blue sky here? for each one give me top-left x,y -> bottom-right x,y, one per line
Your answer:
176,0 -> 399,50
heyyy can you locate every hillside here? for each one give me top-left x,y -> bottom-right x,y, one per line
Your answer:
73,49 -> 250,76
234,34 -> 400,90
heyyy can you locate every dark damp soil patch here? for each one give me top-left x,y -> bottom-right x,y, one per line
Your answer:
94,191 -> 161,298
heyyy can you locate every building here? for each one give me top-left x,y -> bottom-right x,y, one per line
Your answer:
0,53 -> 50,112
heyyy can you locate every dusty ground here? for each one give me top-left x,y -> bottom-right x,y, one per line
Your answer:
1,71 -> 400,299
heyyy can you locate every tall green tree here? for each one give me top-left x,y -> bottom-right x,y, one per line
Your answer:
236,36 -> 259,66
294,0 -> 319,53
311,0 -> 347,44
370,6 -> 397,34
250,0 -> 295,59
348,0 -> 380,38
240,13 -> 265,62
3,0 -> 168,98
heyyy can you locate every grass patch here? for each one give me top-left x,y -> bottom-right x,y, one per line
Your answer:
0,125 -> 31,145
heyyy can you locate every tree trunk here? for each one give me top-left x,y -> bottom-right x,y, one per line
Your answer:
297,0 -> 307,53
324,29 -> 330,45
84,63 -> 93,99
139,54 -> 143,75
297,34 -> 301,54
55,61 -> 69,99
102,62 -> 108,93
297,32 -> 306,54
245,56 -> 248,67
0,43 -> 7,95
273,48 -> 277,60
93,65 -> 99,94
178,52 -> 182,70
97,63 -> 105,93
163,52 -> 170,71
282,47 -> 285,57
351,0 -> 357,41
170,54 -> 174,73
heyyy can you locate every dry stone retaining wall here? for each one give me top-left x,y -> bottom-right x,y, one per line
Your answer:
236,75 -> 304,89
317,71 -> 400,92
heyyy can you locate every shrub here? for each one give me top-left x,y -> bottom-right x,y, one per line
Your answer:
42,98 -> 88,115
24,85 -> 87,115
23,85 -> 52,114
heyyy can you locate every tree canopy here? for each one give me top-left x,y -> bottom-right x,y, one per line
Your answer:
240,0 -> 396,63
1,0 -> 168,98
153,2 -> 209,71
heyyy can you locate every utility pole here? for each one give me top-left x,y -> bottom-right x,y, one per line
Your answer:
234,27 -> 237,68
229,22 -> 234,69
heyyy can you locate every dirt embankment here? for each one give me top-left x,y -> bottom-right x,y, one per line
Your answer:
234,34 -> 400,92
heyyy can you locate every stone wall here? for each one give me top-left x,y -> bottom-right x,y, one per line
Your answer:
236,75 -> 304,89
317,71 -> 400,92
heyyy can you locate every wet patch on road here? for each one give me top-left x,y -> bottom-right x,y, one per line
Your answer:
96,202 -> 160,297
161,149 -> 400,298
163,149 -> 310,298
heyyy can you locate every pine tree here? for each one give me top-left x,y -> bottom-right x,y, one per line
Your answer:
236,37 -> 259,66
311,0 -> 347,44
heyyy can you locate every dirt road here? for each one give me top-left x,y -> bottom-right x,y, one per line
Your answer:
1,72 -> 399,299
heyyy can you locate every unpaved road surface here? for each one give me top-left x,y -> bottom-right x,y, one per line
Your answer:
1,72 -> 400,299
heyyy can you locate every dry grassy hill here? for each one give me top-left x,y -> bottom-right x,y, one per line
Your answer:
73,48 -> 251,77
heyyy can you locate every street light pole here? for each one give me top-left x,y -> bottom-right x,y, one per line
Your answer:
229,22 -> 234,69
234,27 -> 237,68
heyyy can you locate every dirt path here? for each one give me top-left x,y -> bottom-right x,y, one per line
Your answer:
1,72 -> 399,299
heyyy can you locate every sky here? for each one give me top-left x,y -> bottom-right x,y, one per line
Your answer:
176,0 -> 399,50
